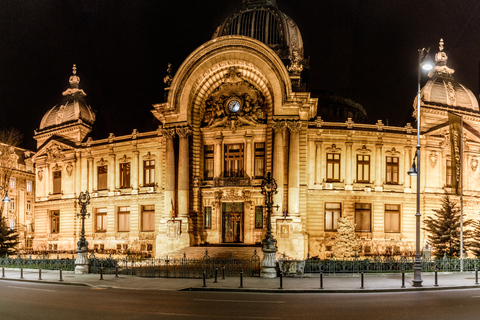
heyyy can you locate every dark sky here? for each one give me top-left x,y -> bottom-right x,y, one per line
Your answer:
1,0 -> 479,151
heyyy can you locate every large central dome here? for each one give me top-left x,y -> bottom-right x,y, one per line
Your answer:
212,0 -> 304,62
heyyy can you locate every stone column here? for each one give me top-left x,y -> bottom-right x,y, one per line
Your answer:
87,156 -> 93,192
405,146 -> 412,189
272,121 -> 286,217
375,141 -> 383,188
315,141 -> 322,185
108,150 -> 116,193
75,150 -> 81,194
214,136 -> 222,178
177,127 -> 192,219
345,141 -> 353,188
164,128 -> 176,219
45,165 -> 51,196
245,135 -> 253,178
156,137 -> 163,189
132,149 -> 140,192
307,137 -> 315,188
287,122 -> 302,217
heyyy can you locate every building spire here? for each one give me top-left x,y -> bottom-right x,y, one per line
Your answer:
69,64 -> 80,89
429,38 -> 454,78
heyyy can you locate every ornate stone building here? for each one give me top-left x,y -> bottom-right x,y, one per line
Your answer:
32,1 -> 480,258
0,144 -> 35,251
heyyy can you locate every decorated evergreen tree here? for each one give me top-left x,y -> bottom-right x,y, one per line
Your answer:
467,220 -> 480,257
423,195 -> 469,258
0,217 -> 19,255
333,217 -> 360,259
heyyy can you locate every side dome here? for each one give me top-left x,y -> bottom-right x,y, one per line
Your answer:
417,39 -> 479,112
212,0 -> 304,62
39,64 -> 96,130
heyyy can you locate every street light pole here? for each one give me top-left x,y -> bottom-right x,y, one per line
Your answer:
260,172 -> 278,278
411,48 -> 434,287
75,191 -> 91,274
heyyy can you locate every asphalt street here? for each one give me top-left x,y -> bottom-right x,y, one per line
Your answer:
2,280 -> 480,320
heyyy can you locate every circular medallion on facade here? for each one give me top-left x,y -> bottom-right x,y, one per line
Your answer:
227,99 -> 241,113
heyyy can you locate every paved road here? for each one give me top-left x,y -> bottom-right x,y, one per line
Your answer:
2,280 -> 480,320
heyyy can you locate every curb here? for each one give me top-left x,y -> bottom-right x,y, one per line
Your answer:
0,277 -> 88,287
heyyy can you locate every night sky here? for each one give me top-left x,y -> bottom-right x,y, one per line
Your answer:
1,0 -> 479,151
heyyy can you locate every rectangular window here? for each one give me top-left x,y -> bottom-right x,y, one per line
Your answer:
10,177 -> 15,189
53,171 -> 61,194
117,206 -> 130,232
204,145 -> 214,180
26,180 -> 32,192
325,203 -> 341,231
97,166 -> 108,190
142,205 -> 155,232
9,198 -> 15,211
224,144 -> 244,177
204,206 -> 212,229
385,204 -> 400,233
326,153 -> 340,182
355,203 -> 371,232
26,200 -> 32,213
356,155 -> 370,183
120,163 -> 131,188
9,220 -> 15,230
50,210 -> 60,233
255,206 -> 263,228
96,208 -> 107,232
143,160 -> 155,186
386,156 -> 399,184
446,160 -> 452,187
254,143 -> 265,178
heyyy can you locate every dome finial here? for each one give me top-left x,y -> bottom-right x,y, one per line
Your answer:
69,64 -> 80,88
439,38 -> 444,52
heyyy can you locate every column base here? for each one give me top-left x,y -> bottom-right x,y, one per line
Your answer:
75,251 -> 89,274
261,250 -> 278,278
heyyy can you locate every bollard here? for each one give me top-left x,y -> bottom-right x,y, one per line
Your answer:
39,268 -> 42,281
20,267 -> 23,279
100,267 -> 104,280
360,271 -> 364,289
320,271 -> 323,290
476,268 -> 479,285
240,270 -> 244,288
2,266 -> 4,278
214,267 -> 218,283
59,269 -> 63,282
115,266 -> 119,278
401,269 -> 406,288
202,270 -> 206,287
434,268 -> 438,287
222,266 -> 225,280
279,272 -> 283,289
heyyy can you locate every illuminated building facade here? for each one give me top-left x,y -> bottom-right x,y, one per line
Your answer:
32,1 -> 480,258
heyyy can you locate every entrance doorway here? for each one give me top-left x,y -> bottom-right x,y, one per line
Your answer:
222,202 -> 244,243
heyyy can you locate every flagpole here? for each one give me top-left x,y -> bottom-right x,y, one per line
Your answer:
460,115 -> 464,272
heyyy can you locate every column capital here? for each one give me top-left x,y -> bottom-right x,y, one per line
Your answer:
272,121 -> 287,132
315,140 -> 323,147
162,128 -> 176,138
176,126 -> 192,138
287,121 -> 302,133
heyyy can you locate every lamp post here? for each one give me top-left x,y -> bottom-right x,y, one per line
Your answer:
408,48 -> 434,287
75,191 -> 91,274
260,172 -> 278,278
0,185 -> 11,204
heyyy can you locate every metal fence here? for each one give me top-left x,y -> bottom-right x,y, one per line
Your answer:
89,250 -> 261,278
0,254 -> 75,271
304,257 -> 480,274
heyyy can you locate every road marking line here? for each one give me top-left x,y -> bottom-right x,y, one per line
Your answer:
154,313 -> 280,319
194,299 -> 285,304
8,286 -> 56,292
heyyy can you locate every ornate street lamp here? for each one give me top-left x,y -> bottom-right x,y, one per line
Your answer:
260,171 -> 278,278
0,185 -> 11,204
409,47 -> 434,287
75,191 -> 91,274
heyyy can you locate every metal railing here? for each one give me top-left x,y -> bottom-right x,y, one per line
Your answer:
0,254 -> 75,271
304,257 -> 480,274
89,250 -> 261,278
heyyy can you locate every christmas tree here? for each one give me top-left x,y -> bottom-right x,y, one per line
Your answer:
423,195 -> 469,258
333,217 -> 360,259
0,217 -> 19,255
467,220 -> 480,257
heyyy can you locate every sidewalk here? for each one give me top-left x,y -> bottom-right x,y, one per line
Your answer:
1,268 -> 480,293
